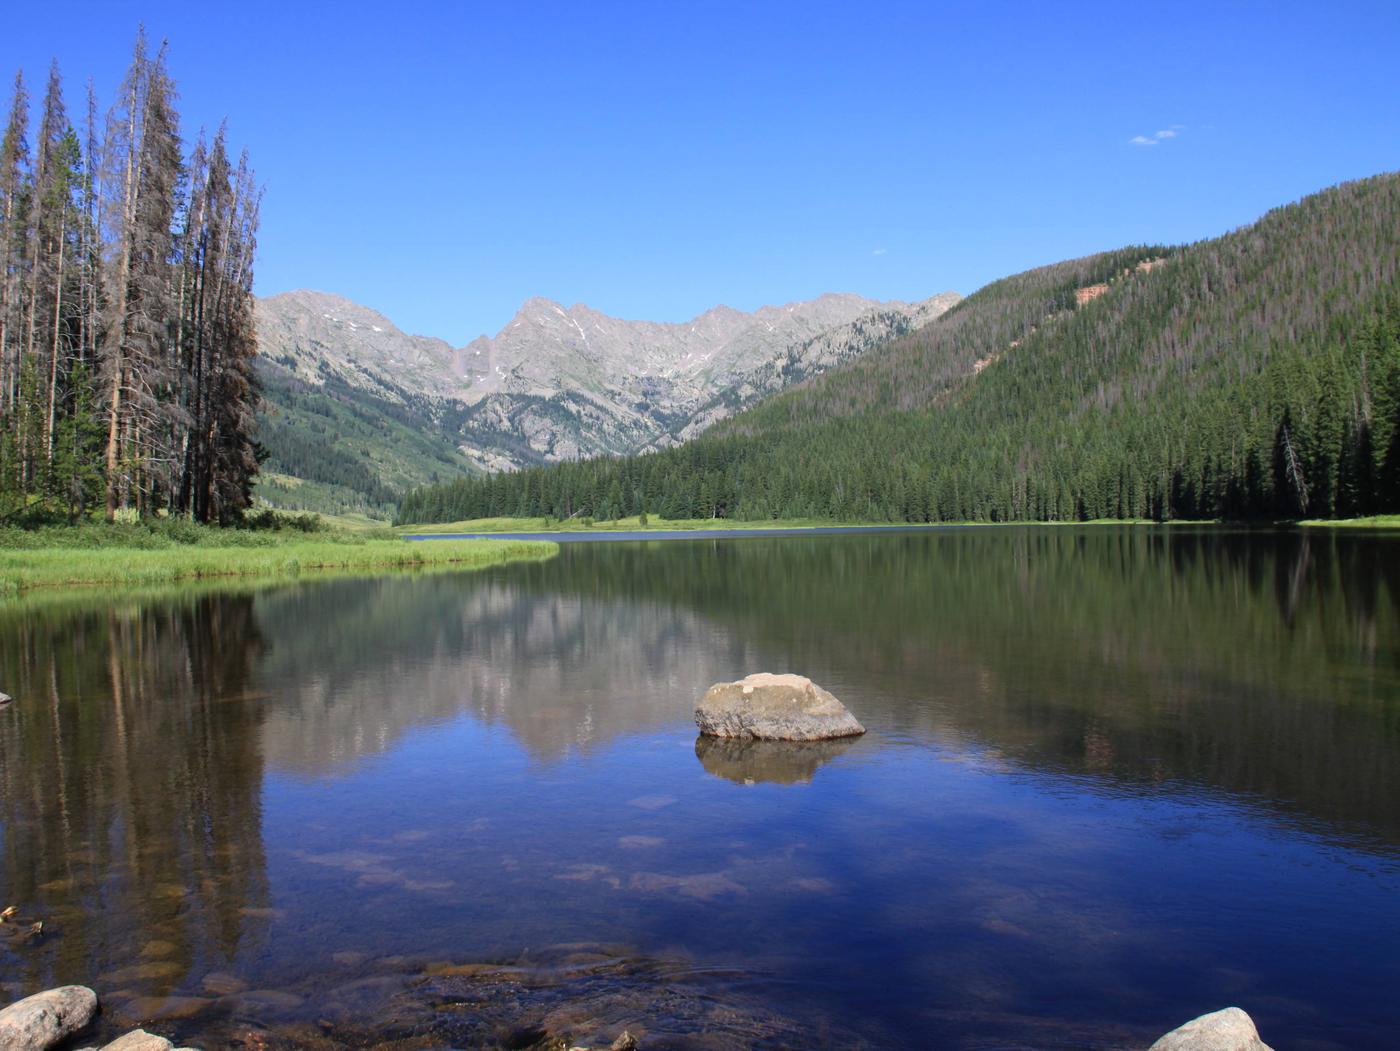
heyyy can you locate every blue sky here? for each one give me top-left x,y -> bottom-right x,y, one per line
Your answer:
8,1 -> 1400,344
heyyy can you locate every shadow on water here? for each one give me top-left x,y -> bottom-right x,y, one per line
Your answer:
0,527 -> 1396,1048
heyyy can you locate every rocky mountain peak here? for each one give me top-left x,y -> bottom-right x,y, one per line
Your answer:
256,285 -> 962,490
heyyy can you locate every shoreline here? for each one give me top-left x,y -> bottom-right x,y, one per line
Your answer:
0,536 -> 557,595
397,514 -> 1400,543
397,516 -> 1211,540
0,969 -> 1277,1051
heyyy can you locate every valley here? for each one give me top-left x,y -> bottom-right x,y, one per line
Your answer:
253,289 -> 960,515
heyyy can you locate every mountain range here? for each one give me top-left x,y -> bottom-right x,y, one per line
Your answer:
254,288 -> 960,514
397,172 -> 1400,526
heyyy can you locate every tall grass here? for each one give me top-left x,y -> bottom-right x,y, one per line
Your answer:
0,518 -> 555,594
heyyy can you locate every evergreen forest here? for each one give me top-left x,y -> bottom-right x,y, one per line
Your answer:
397,174 -> 1400,526
0,32 -> 261,526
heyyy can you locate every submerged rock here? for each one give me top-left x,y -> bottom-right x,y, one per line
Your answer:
695,734 -> 857,784
695,673 -> 864,740
1149,1007 -> 1274,1051
110,995 -> 212,1024
199,971 -> 246,996
0,986 -> 98,1051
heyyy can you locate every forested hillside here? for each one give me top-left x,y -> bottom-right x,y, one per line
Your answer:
0,34 -> 261,525
254,360 -> 473,518
398,173 -> 1400,525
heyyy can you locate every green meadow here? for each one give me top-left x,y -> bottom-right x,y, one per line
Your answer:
0,518 -> 555,594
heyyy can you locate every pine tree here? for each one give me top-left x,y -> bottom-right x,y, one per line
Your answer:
0,34 -> 262,526
0,73 -> 30,419
100,33 -> 182,519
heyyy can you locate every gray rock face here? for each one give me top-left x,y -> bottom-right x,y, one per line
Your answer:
1148,1007 -> 1274,1051
255,288 -> 962,481
0,986 -> 98,1050
695,674 -> 865,741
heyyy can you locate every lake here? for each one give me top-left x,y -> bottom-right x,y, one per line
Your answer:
1,527 -> 1398,1049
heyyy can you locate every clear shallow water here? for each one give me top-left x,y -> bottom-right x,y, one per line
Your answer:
1,528 -> 1398,1049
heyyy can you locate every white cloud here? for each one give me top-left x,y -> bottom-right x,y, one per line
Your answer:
872,247 -> 888,256
1130,125 -> 1185,147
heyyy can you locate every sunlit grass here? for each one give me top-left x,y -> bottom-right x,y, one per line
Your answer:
1297,514 -> 1400,529
0,526 -> 555,594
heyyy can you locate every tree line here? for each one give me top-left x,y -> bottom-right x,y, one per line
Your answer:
397,173 -> 1400,526
0,31 -> 260,525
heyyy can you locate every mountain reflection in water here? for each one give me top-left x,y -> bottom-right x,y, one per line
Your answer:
0,527 -> 1397,1049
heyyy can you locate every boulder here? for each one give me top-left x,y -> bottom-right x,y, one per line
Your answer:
0,691 -> 11,705
1149,1007 -> 1274,1051
102,1032 -> 173,1051
695,674 -> 864,741
0,986 -> 99,1051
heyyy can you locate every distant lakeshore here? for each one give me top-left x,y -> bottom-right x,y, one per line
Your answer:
397,513 -> 1400,542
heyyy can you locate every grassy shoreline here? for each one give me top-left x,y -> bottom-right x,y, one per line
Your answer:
396,515 -> 1224,535
0,524 -> 556,594
398,513 -> 1400,535
1296,514 -> 1400,528
398,515 -> 922,535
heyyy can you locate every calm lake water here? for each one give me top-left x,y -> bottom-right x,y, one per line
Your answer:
1,528 -> 1398,1049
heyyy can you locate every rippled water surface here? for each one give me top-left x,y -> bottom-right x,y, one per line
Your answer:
2,528 -> 1399,1049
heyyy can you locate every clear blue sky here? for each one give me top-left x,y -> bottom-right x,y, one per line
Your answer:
9,1 -> 1400,344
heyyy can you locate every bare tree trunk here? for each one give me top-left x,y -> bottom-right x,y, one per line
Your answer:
45,227 -> 64,464
83,80 -> 99,368
104,69 -> 140,521
1282,424 -> 1310,513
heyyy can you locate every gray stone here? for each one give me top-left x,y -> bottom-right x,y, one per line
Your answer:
1149,1007 -> 1274,1051
0,691 -> 11,705
102,1031 -> 174,1051
0,986 -> 99,1051
695,674 -> 865,741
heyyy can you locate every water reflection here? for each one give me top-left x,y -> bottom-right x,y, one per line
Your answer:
0,594 -> 270,1006
0,527 -> 1396,1048
694,735 -> 859,785
250,576 -> 749,768
513,528 -> 1400,841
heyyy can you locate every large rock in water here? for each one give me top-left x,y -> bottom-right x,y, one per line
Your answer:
1148,1007 -> 1275,1051
695,674 -> 865,740
0,986 -> 98,1050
